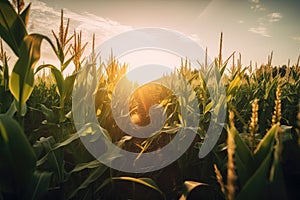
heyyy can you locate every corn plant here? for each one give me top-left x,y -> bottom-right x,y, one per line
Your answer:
35,10 -> 80,124
0,114 -> 52,199
0,39 -> 12,114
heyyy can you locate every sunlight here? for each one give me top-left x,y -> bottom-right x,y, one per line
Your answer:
118,49 -> 181,85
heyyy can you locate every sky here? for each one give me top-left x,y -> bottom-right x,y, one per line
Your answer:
6,0 -> 300,71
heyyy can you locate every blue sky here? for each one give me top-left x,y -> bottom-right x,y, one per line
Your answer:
20,0 -> 300,68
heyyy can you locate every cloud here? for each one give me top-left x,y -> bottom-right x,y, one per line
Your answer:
248,12 -> 282,37
250,0 -> 265,11
237,20 -> 244,24
290,36 -> 300,43
248,26 -> 271,37
29,0 -> 131,42
267,12 -> 283,23
27,0 -> 132,64
255,13 -> 282,27
250,4 -> 265,11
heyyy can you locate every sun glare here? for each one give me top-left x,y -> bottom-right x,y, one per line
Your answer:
118,49 -> 181,85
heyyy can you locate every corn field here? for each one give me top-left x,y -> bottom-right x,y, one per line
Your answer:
0,0 -> 300,199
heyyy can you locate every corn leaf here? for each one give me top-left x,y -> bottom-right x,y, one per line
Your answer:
9,34 -> 46,115
254,124 -> 278,167
235,152 -> 252,187
227,123 -> 254,186
0,115 -> 36,194
36,133 -> 80,167
180,181 -> 220,200
61,56 -> 74,72
62,73 -> 76,102
35,64 -> 64,97
23,171 -> 52,200
269,127 -> 287,182
227,73 -> 241,96
53,33 -> 65,64
95,177 -> 165,199
0,54 -> 9,90
68,164 -> 108,199
19,3 -> 31,27
113,177 -> 163,195
36,124 -> 96,167
236,151 -> 272,200
36,136 -> 64,183
0,0 -> 27,56
39,103 -> 56,123
51,68 -> 65,97
4,100 -> 17,117
35,64 -> 76,103
68,159 -> 101,174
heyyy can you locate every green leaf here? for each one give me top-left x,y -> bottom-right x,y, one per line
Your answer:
114,177 -> 163,195
269,148 -> 282,181
269,127 -> 287,182
236,151 -> 272,200
254,124 -> 278,167
53,132 -> 80,150
0,115 -> 36,194
214,63 -> 221,83
62,73 -> 76,102
51,67 -> 65,97
0,85 -> 13,115
221,51 -> 235,73
1,53 -> 9,91
95,177 -> 165,200
20,3 -> 31,27
4,100 -> 17,117
36,123 -> 97,167
61,56 -> 74,72
35,64 -> 64,97
52,32 -> 65,65
69,159 -> 101,174
39,103 -> 56,123
227,73 -> 241,96
204,101 -> 213,115
181,181 -> 206,200
0,0 -> 27,56
264,77 -> 277,100
235,152 -> 252,187
228,125 -> 254,185
68,164 -> 108,199
180,181 -> 219,200
35,136 -> 64,183
14,99 -> 27,116
220,65 -> 226,77
9,34 -> 46,115
23,171 -> 52,200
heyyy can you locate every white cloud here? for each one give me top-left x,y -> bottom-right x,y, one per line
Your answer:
249,26 -> 271,37
290,36 -> 300,42
255,12 -> 282,27
251,4 -> 266,11
27,0 -> 132,63
249,12 -> 282,37
250,0 -> 266,12
267,12 -> 283,23
237,20 -> 244,24
12,0 -> 133,75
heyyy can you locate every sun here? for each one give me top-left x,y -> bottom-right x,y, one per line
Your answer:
119,49 -> 182,85
129,82 -> 174,127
